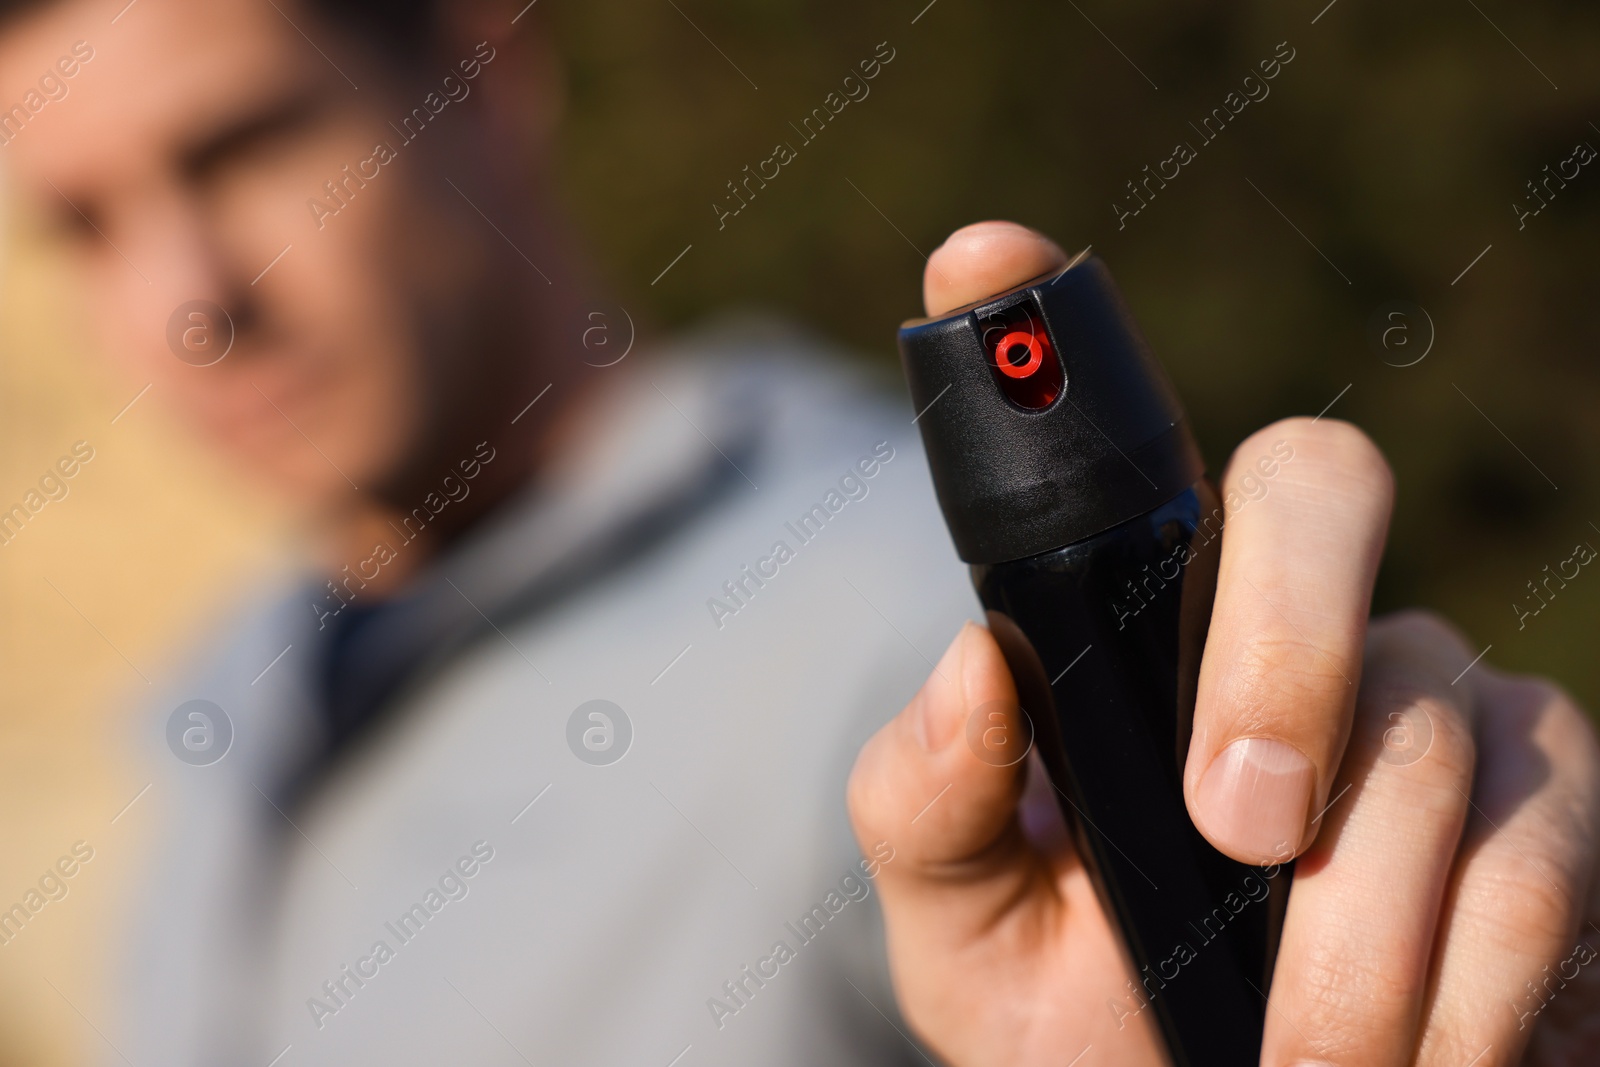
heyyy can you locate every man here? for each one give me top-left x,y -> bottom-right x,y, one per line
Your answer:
1,3 -> 956,1063
0,1 -> 1596,1066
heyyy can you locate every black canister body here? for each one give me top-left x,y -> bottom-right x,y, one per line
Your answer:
976,482 -> 1288,1067
899,258 -> 1290,1067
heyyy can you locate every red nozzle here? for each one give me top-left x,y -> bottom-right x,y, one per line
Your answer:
981,304 -> 1063,409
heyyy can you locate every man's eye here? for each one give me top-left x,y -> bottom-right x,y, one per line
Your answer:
47,199 -> 106,245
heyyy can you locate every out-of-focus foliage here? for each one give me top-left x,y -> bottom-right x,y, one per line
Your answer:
550,0 -> 1600,705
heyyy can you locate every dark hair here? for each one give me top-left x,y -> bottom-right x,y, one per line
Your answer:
1,0 -> 437,58
302,0 -> 438,60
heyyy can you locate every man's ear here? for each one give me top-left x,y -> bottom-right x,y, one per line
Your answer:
435,0 -> 566,166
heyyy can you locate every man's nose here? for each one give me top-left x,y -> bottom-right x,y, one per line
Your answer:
120,179 -> 261,346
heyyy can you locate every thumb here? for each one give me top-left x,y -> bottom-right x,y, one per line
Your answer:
848,621 -> 1046,938
923,221 -> 1070,317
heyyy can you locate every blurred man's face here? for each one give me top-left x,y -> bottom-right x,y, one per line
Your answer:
0,0 -> 542,509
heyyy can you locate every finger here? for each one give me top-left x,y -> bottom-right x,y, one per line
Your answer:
1262,611 -> 1479,1067
923,221 -> 1068,317
848,622 -> 1156,1066
1413,668 -> 1600,1067
847,620 -> 1038,934
1183,417 -> 1395,864
846,621 -> 1046,1057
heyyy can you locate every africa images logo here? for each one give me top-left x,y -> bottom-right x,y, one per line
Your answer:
165,700 -> 233,767
566,700 -> 633,766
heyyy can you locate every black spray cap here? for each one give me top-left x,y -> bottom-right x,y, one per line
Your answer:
899,256 -> 1204,564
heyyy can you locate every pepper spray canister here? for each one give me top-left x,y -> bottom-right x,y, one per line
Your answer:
899,257 -> 1291,1067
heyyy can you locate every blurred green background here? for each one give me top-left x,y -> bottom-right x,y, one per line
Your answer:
549,0 -> 1600,705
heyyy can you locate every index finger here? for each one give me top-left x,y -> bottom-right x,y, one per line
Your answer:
1183,417 -> 1395,864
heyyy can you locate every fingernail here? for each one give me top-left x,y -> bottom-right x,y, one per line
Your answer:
1195,737 -> 1314,863
914,622 -> 971,752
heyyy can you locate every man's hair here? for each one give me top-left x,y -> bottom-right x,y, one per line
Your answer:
284,0 -> 438,59
0,0 -> 437,59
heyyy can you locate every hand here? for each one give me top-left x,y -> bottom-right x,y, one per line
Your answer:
847,222 -> 1600,1066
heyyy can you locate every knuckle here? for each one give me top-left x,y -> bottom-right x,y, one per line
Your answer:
1485,673 -> 1600,818
1356,681 -> 1477,825
1448,679 -> 1600,950
1543,744 -> 1600,881
1509,674 -> 1582,725
1529,677 -> 1600,776
1361,678 -> 1474,770
1413,693 -> 1475,782
1562,697 -> 1600,803
846,731 -> 895,828
1372,608 -> 1472,658
1420,692 -> 1476,778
